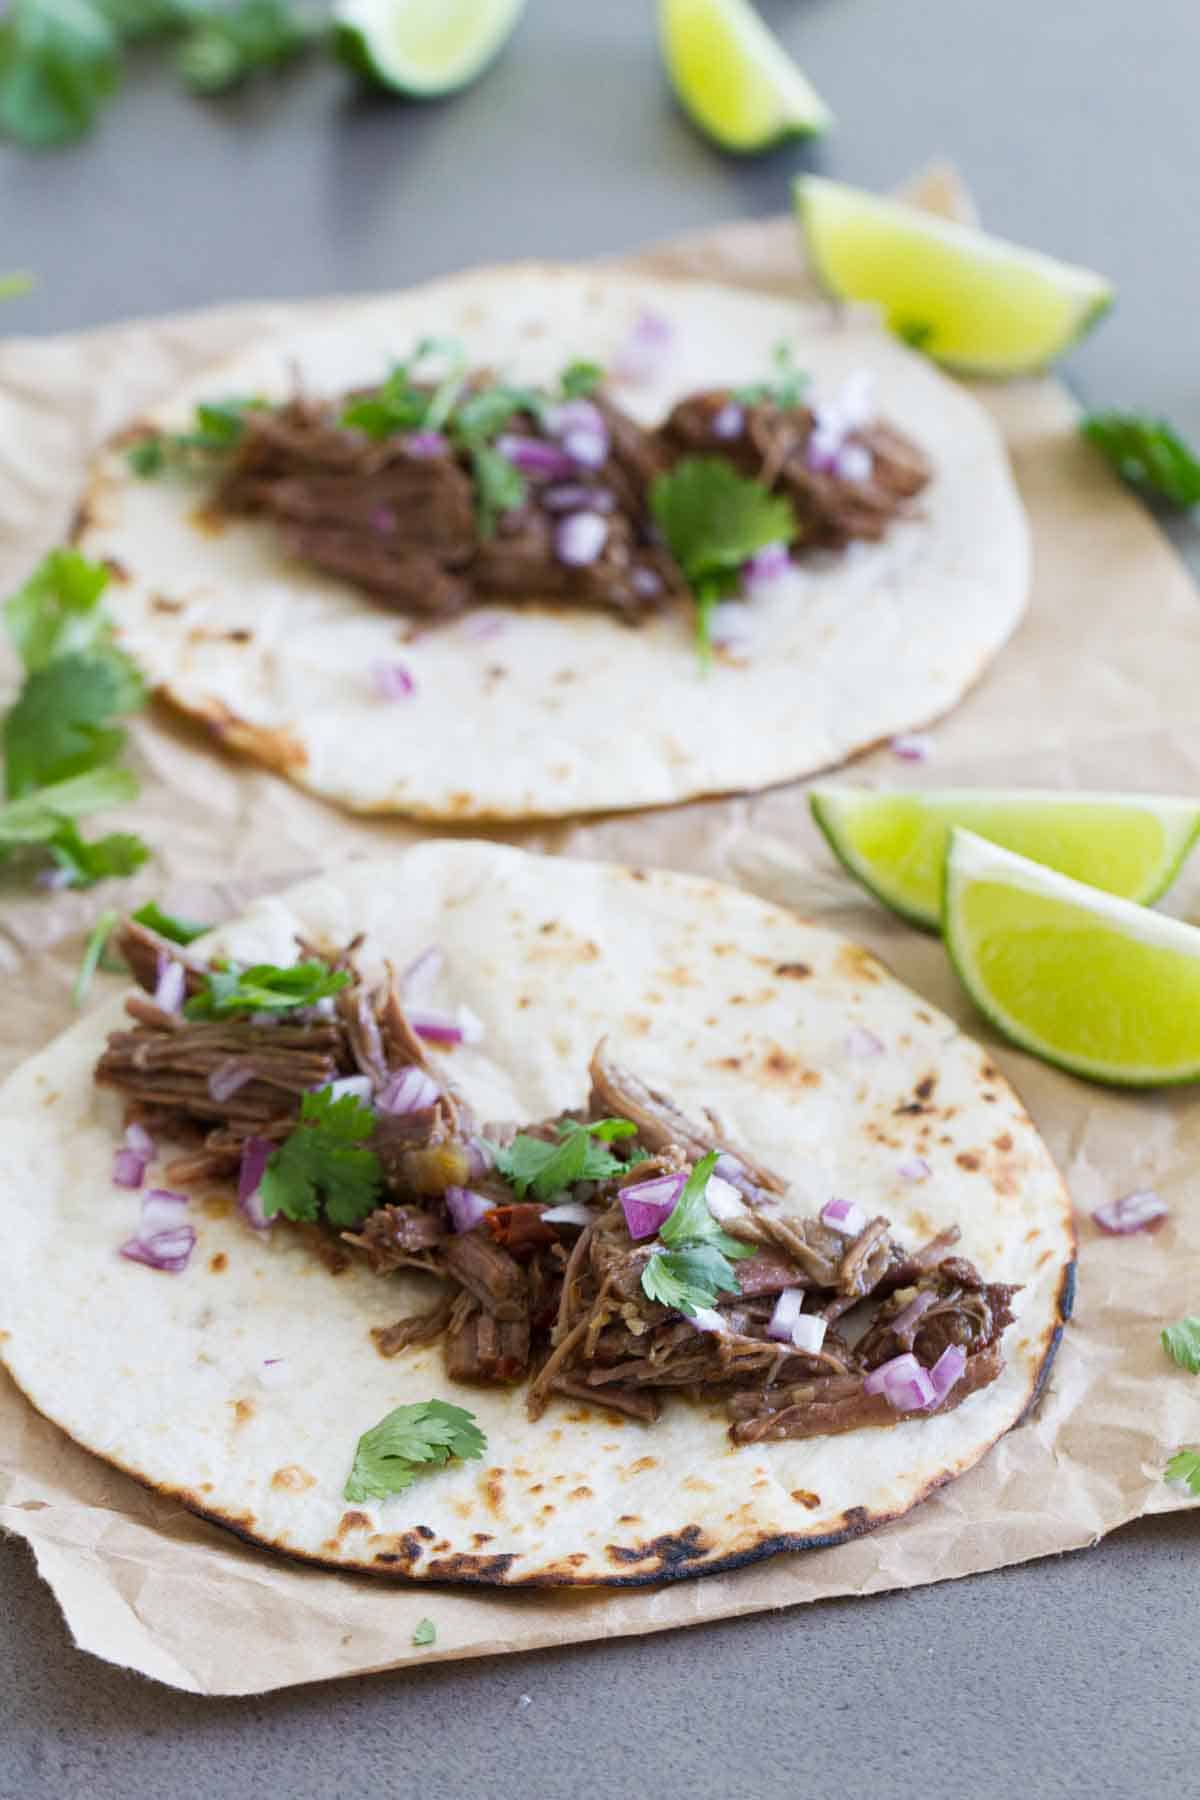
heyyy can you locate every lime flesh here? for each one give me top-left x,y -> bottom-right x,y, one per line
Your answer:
334,0 -> 526,96
811,787 -> 1200,931
945,830 -> 1200,1086
795,175 -> 1113,374
658,0 -> 832,153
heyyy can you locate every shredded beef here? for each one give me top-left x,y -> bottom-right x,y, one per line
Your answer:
445,1307 -> 531,1384
729,1342 -> 1005,1444
440,1232 -> 528,1322
343,1204 -> 445,1275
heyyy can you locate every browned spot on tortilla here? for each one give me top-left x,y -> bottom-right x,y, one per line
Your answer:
665,964 -> 699,988
528,1483 -> 544,1495
982,1093 -> 998,1103
681,1476 -> 715,1494
994,1132 -> 1014,1152
956,1152 -> 982,1172
840,1505 -> 871,1536
555,667 -> 576,683
481,1469 -> 506,1517
761,1045 -> 821,1089
835,944 -> 883,983
618,1514 -> 641,1525
916,1075 -> 937,1101
1024,1226 -> 1041,1244
551,763 -> 571,779
413,1524 -> 435,1541
199,1482 -> 213,1494
208,1252 -> 227,1273
539,1505 -> 556,1517
624,1013 -> 652,1036
187,696 -> 308,774
980,1063 -> 999,1081
471,1532 -> 495,1547
606,1525 -> 712,1570
445,792 -> 476,815
232,1398 -> 254,1426
423,1551 -> 518,1581
791,1489 -> 821,1510
271,1464 -> 316,1492
569,1486 -> 593,1501
368,1530 -> 427,1569
715,1055 -> 743,1071
151,593 -> 184,613
517,995 -> 532,1009
627,1456 -> 657,1475
452,1500 -> 474,1520
539,920 -> 558,934
1036,1248 -> 1055,1269
336,1511 -> 371,1540
40,1090 -> 60,1106
774,961 -> 812,979
101,555 -> 130,583
628,868 -> 647,881
189,504 -> 226,537
431,1539 -> 451,1553
995,1169 -> 1018,1198
226,627 -> 253,643
199,1193 -> 233,1218
915,1008 -> 933,1023
564,1408 -> 594,1423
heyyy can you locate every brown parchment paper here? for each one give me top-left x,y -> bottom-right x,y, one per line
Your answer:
1,170 -> 1197,1696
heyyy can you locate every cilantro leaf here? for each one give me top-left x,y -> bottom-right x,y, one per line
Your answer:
641,1244 -> 742,1317
95,0 -> 186,41
1082,412 -> 1200,510
184,957 -> 349,1019
0,272 -> 34,300
260,1086 -> 382,1229
560,360 -> 604,399
344,1400 -> 486,1504
649,458 -> 796,659
1164,1449 -> 1200,1496
340,340 -> 466,441
733,342 -> 808,409
3,652 -> 143,797
469,441 -> 526,537
176,0 -> 315,93
491,1117 -> 637,1201
0,766 -> 136,846
412,1618 -> 436,1648
659,1149 -> 752,1260
6,547 -> 113,672
1161,1316 -> 1200,1373
131,899 -> 211,944
72,907 -> 119,1006
129,394 -> 264,479
0,0 -> 121,149
46,821 -> 148,886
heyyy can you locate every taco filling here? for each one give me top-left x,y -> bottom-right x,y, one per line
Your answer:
96,919 -> 1017,1447
126,339 -> 931,640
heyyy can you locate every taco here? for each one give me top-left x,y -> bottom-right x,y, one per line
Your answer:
75,265 -> 1028,821
0,844 -> 1073,1585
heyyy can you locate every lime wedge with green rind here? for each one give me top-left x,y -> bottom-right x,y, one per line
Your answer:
658,0 -> 832,153
811,787 -> 1200,932
795,175 -> 1113,374
334,0 -> 526,96
945,829 -> 1200,1086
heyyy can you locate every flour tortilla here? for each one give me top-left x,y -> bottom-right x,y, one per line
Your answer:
0,844 -> 1071,1585
74,264 -> 1029,822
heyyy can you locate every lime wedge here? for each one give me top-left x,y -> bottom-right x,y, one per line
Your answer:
945,830 -> 1200,1086
658,0 -> 832,153
334,0 -> 526,96
811,787 -> 1200,931
795,175 -> 1113,374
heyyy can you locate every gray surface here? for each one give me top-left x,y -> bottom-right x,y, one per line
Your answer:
2,0 -> 1198,1792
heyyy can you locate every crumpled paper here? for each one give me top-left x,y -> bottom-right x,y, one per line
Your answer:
0,169 -> 1196,1695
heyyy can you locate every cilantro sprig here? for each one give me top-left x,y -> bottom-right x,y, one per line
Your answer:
1082,412 -> 1200,510
491,1116 -> 638,1202
649,458 -> 796,664
733,342 -> 808,410
128,395 -> 265,478
344,1400 -> 486,1503
183,957 -> 350,1019
640,1149 -> 752,1319
1,550 -> 149,888
1162,1316 -> 1200,1373
412,1618 -> 436,1648
260,1085 -> 382,1229
1165,1449 -> 1200,1496
131,899 -> 211,944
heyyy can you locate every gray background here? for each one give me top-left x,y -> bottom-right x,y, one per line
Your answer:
3,0 -> 1199,1793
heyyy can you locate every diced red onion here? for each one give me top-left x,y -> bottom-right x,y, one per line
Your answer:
704,1175 -> 744,1222
712,1153 -> 763,1204
631,566 -> 663,599
446,1186 -> 495,1233
377,1065 -> 442,1115
742,542 -> 790,589
465,1136 -> 494,1180
258,1357 -> 292,1389
401,944 -> 444,1003
835,443 -> 874,484
410,1004 -> 484,1048
890,732 -> 934,762
620,1172 -> 686,1240
125,1121 -> 155,1161
898,1156 -> 931,1182
863,1351 -> 935,1412
822,1197 -> 867,1237
404,431 -> 449,458
372,660 -> 416,701
889,1288 -> 937,1339
928,1343 -> 966,1403
614,309 -> 673,385
688,1306 -> 726,1334
806,427 -> 842,474
767,1288 -> 805,1343
562,426 -> 609,469
37,864 -> 73,891
153,956 -> 185,1015
458,610 -> 507,640
790,1312 -> 828,1355
140,1188 -> 190,1232
541,1200 -> 593,1227
846,1025 -> 885,1058
119,1188 -> 195,1273
370,505 -> 396,535
542,482 -> 615,515
495,433 -> 576,478
711,402 -> 744,440
554,511 -> 608,567
238,1137 -> 274,1230
709,602 -> 752,650
807,369 -> 876,471
1092,1189 -> 1168,1235
839,369 -> 876,428
544,398 -> 605,439
112,1147 -> 147,1189
326,1074 -> 375,1105
207,1058 -> 257,1104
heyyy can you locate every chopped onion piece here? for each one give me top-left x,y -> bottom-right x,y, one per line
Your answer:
846,1025 -> 885,1058
742,542 -> 790,588
208,1058 -> 257,1104
709,602 -> 752,650
1092,1189 -> 1168,1235
688,1306 -> 726,1334
465,1136 -> 494,1180
889,1288 -> 937,1339
372,661 -> 416,701
822,1197 -> 867,1237
238,1137 -> 274,1230
401,944 -> 444,1003
404,431 -> 448,458
154,956 -> 185,1015
562,426 -> 609,469
631,565 -> 663,599
791,1313 -> 827,1354
554,511 -> 608,567
898,1155 -> 931,1182
112,1147 -> 147,1189
620,1172 -> 685,1240
326,1074 -> 374,1106
704,1175 -> 744,1222
614,309 -> 673,385
711,402 -> 744,440
140,1188 -> 190,1233
541,1200 -> 593,1228
495,432 -> 576,478
767,1288 -> 805,1343
377,1065 -> 442,1115
544,398 -> 605,439
712,1152 -> 763,1204
863,1352 -> 935,1412
542,482 -> 615,515
120,1188 -> 195,1273
445,1186 -> 494,1234
835,443 -> 873,484
928,1344 -> 967,1403
889,732 -> 934,762
124,1122 -> 155,1161
258,1357 -> 292,1389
